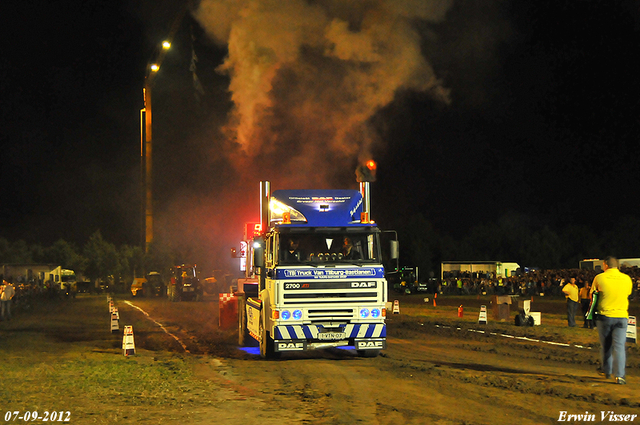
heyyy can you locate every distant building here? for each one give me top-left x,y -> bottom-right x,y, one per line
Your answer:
579,259 -> 602,271
580,258 -> 640,271
1,263 -> 75,289
441,261 -> 520,280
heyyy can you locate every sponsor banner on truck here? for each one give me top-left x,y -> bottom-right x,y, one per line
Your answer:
283,281 -> 378,290
277,267 -> 384,280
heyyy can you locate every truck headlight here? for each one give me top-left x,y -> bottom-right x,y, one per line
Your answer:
293,309 -> 302,320
360,308 -> 370,318
371,308 -> 381,318
281,310 -> 291,320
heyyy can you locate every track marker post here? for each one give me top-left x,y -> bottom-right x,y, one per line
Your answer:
110,308 -> 119,333
122,325 -> 136,356
627,316 -> 637,344
478,305 -> 487,325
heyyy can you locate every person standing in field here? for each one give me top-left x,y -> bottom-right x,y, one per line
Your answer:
562,277 -> 579,327
579,280 -> 594,329
0,280 -> 16,321
590,256 -> 633,385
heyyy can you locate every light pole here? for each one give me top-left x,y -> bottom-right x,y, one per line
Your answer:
139,3 -> 188,252
140,41 -> 171,252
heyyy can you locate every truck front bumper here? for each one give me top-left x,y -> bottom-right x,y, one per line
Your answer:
272,323 -> 386,352
274,338 -> 386,352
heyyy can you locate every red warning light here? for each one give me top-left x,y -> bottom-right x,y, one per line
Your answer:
245,222 -> 262,240
356,159 -> 377,182
366,160 -> 377,170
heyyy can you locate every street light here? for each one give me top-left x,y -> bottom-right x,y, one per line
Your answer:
139,2 -> 188,253
140,39 -> 171,252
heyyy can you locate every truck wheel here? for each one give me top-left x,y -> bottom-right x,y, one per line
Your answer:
259,319 -> 280,359
357,350 -> 380,358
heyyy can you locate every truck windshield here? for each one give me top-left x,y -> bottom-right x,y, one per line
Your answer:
278,230 -> 380,264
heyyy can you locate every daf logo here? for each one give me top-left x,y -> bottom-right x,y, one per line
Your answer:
277,342 -> 304,350
351,282 -> 376,288
357,341 -> 384,349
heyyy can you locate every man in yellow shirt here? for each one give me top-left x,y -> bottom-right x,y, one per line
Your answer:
590,256 -> 632,385
562,277 -> 579,327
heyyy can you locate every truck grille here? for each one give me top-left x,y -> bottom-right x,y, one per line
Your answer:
279,280 -> 384,323
307,308 -> 353,319
283,292 -> 378,303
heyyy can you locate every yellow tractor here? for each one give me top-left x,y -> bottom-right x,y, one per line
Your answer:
130,272 -> 165,297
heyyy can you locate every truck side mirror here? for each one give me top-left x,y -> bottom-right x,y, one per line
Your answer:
390,240 -> 399,260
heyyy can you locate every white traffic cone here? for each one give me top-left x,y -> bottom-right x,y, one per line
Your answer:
110,308 -> 120,333
122,325 -> 136,356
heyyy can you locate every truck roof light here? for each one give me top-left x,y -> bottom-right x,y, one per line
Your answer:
270,199 -> 307,223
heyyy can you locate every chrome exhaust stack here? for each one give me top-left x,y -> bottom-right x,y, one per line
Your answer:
260,181 -> 271,233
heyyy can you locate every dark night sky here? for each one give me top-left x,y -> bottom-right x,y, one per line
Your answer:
1,0 -> 640,268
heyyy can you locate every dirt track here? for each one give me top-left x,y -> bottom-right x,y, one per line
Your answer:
116,293 -> 639,425
2,293 -> 637,424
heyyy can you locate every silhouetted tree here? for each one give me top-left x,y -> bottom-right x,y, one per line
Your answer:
83,231 -> 119,285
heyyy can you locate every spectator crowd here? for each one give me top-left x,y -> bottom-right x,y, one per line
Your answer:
439,267 -> 640,300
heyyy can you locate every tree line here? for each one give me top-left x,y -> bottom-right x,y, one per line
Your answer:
0,231 -> 176,286
3,211 -> 639,285
395,211 -> 640,278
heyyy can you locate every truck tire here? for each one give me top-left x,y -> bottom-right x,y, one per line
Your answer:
259,316 -> 280,359
515,313 -> 522,326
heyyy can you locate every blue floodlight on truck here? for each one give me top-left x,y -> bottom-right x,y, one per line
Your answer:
239,181 -> 394,358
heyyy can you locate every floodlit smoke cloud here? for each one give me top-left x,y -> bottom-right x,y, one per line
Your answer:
161,0 -> 453,275
195,0 -> 452,188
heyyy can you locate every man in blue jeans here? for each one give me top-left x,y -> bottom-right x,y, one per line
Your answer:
590,257 -> 633,384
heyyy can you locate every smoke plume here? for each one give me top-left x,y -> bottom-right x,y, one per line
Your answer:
153,0 -> 453,276
195,0 -> 451,188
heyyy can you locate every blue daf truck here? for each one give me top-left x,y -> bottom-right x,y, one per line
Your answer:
239,181 -> 396,358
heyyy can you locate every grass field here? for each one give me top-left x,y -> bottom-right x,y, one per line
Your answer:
0,295 -> 222,424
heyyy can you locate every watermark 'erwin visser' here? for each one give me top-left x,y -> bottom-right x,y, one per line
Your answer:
558,411 -> 637,422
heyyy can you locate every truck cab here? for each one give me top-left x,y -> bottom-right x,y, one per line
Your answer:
243,189 -> 390,358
